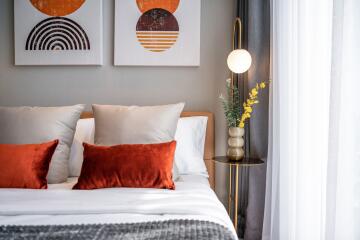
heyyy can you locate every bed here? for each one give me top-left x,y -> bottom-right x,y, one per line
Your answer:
0,112 -> 237,240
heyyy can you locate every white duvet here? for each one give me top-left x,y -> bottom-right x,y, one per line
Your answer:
0,175 -> 237,238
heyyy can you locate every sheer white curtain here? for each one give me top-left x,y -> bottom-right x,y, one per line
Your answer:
262,0 -> 360,239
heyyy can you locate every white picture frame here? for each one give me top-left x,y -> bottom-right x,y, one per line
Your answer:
14,0 -> 103,66
114,0 -> 201,66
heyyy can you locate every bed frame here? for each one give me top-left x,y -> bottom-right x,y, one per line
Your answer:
80,111 -> 215,189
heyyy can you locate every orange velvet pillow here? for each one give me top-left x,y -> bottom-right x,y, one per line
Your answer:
0,140 -> 58,189
74,141 -> 176,190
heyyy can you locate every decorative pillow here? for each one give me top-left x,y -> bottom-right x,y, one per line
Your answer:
0,105 -> 84,183
0,140 -> 58,189
68,118 -> 95,177
73,141 -> 176,190
174,116 -> 208,176
92,103 -> 184,145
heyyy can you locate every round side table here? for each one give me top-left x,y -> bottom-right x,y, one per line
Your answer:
213,156 -> 264,235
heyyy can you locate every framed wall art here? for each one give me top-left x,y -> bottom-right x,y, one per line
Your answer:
14,0 -> 102,65
114,0 -> 201,66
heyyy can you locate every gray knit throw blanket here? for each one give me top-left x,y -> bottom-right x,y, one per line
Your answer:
0,219 -> 236,240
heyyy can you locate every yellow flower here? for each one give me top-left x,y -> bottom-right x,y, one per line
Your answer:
244,106 -> 252,113
237,81 -> 268,128
251,88 -> 258,96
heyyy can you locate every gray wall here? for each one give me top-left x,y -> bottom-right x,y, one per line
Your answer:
0,0 -> 234,203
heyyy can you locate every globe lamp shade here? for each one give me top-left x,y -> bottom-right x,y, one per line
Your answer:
227,49 -> 252,74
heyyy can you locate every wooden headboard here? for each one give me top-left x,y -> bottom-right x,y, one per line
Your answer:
80,111 -> 215,189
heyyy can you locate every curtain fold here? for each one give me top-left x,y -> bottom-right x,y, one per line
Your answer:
325,0 -> 360,239
244,0 -> 270,239
263,0 -> 360,239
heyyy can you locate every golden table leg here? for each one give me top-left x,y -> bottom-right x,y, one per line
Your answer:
228,165 -> 232,214
214,156 -> 265,238
228,165 -> 240,234
234,165 -> 239,233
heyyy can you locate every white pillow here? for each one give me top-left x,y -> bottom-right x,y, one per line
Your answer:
68,118 -> 95,177
174,116 -> 208,176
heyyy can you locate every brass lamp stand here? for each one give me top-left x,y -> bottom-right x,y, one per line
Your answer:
225,17 -> 253,236
231,17 -> 242,87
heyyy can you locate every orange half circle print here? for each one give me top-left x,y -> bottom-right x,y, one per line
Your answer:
30,0 -> 86,17
136,0 -> 180,13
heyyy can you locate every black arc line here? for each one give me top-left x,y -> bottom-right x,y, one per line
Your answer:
51,43 -> 66,50
37,27 -> 80,50
40,33 -> 73,50
32,21 -> 86,50
26,17 -> 90,50
44,37 -> 69,50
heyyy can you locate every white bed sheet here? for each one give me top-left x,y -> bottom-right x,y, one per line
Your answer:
0,175 -> 236,238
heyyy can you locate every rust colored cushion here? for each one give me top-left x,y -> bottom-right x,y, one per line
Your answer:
0,140 -> 59,189
74,141 -> 176,190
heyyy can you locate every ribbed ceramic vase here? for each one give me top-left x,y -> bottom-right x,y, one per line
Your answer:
227,127 -> 245,160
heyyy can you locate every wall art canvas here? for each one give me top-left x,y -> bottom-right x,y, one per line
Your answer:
114,0 -> 201,66
15,0 -> 102,65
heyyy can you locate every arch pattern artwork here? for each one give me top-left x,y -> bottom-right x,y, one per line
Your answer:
25,17 -> 90,50
15,0 -> 102,65
26,0 -> 90,51
135,0 -> 180,52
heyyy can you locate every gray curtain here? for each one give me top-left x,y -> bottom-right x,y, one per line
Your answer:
236,0 -> 270,239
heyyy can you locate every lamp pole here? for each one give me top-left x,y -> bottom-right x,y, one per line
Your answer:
231,18 -> 242,89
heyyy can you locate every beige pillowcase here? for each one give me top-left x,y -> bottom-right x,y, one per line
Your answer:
0,105 -> 84,183
93,103 -> 185,145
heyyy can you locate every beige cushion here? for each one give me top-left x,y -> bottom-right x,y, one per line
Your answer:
0,105 -> 84,183
93,103 -> 185,145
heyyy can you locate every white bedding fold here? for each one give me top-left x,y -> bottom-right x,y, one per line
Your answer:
0,180 -> 236,238
1,183 -> 221,216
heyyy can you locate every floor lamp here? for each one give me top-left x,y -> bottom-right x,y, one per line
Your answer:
226,17 -> 252,236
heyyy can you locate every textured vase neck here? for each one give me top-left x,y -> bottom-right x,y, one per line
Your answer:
228,127 -> 245,137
